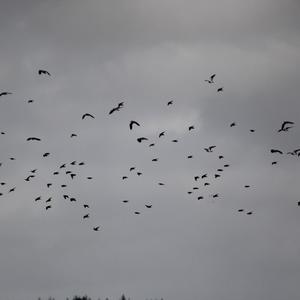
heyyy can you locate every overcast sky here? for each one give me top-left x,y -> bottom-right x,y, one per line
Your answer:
0,1 -> 300,300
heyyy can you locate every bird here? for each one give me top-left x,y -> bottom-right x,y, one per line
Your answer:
172,139 -> 178,143
167,100 -> 173,106
271,161 -> 278,165
217,87 -> 223,92
70,133 -> 77,138
218,155 -> 224,159
45,205 -> 51,210
87,177 -> 93,180
298,201 -> 300,206
230,122 -> 236,127
43,152 -> 50,157
46,197 -> 52,203
149,143 -> 155,147
224,164 -> 230,167
59,164 -> 66,169
70,161 -> 76,165
201,174 -> 207,179
61,184 -> 67,188
250,129 -> 255,132
212,194 -> 219,198
145,205 -> 152,208
38,69 -> 51,76
134,211 -> 140,215
31,169 -> 37,173
197,196 -> 203,200
187,155 -> 193,159
82,113 -> 95,120
238,209 -> 244,212
278,121 -> 294,132
78,162 -> 85,166
27,137 -> 41,141
122,176 -> 128,180
188,126 -> 194,131
63,195 -> 69,199
152,158 -> 158,162
130,167 -> 135,171
137,172 -> 142,176
0,92 -> 12,97
247,211 -> 253,215
217,169 -> 223,172
122,200 -> 129,203
158,182 -> 165,186
35,196 -> 41,201
27,99 -> 34,103
137,137 -> 148,143
93,226 -> 100,231
205,74 -> 216,83
83,204 -> 89,208
108,106 -> 120,115
204,182 -> 210,186
129,120 -> 140,130
47,183 -> 52,188
270,149 -> 283,154
214,174 -> 221,178
193,187 -> 199,190
244,185 -> 250,188
159,131 -> 165,138
70,173 -> 76,179
187,191 -> 193,194
8,187 -> 16,193
25,175 -> 34,181
194,176 -> 199,181
83,214 -> 90,219
70,197 -> 76,202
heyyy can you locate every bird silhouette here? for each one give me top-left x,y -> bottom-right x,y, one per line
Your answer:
43,152 -> 50,157
63,195 -> 69,199
108,106 -> 120,115
46,205 -> 51,210
134,211 -> 141,215
93,226 -> 100,231
70,133 -> 77,138
137,172 -> 142,176
129,120 -> 140,130
137,137 -> 148,143
83,214 -> 89,219
0,92 -> 12,97
27,137 -> 41,141
35,196 -> 41,201
230,122 -> 236,127
82,113 -> 95,120
217,87 -> 223,92
270,149 -> 283,154
197,196 -> 203,200
205,74 -> 216,83
46,197 -> 52,203
188,126 -> 194,131
278,121 -> 294,132
167,100 -> 173,106
70,197 -> 76,202
159,131 -> 165,138
149,143 -> 155,147
122,176 -> 128,180
194,176 -> 199,181
83,204 -> 90,208
172,139 -> 178,143
145,205 -> 152,208
38,69 -> 51,76
27,99 -> 34,103
122,200 -> 129,203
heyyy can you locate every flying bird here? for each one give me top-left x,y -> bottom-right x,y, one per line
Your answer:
278,121 -> 294,132
38,69 -> 51,76
0,92 -> 12,97
27,137 -> 41,141
46,205 -> 51,210
205,74 -> 216,83
83,214 -> 90,219
230,122 -> 236,127
27,99 -> 34,103
129,120 -> 140,130
270,149 -> 283,154
137,137 -> 148,143
167,100 -> 173,106
217,87 -> 223,92
188,126 -> 194,131
145,205 -> 152,208
43,152 -> 50,157
159,131 -> 165,138
82,113 -> 95,120
83,204 -> 90,208
93,226 -> 100,231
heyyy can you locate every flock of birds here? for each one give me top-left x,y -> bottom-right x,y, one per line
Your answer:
0,70 -> 299,232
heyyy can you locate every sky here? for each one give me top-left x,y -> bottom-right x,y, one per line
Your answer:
0,1 -> 300,299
